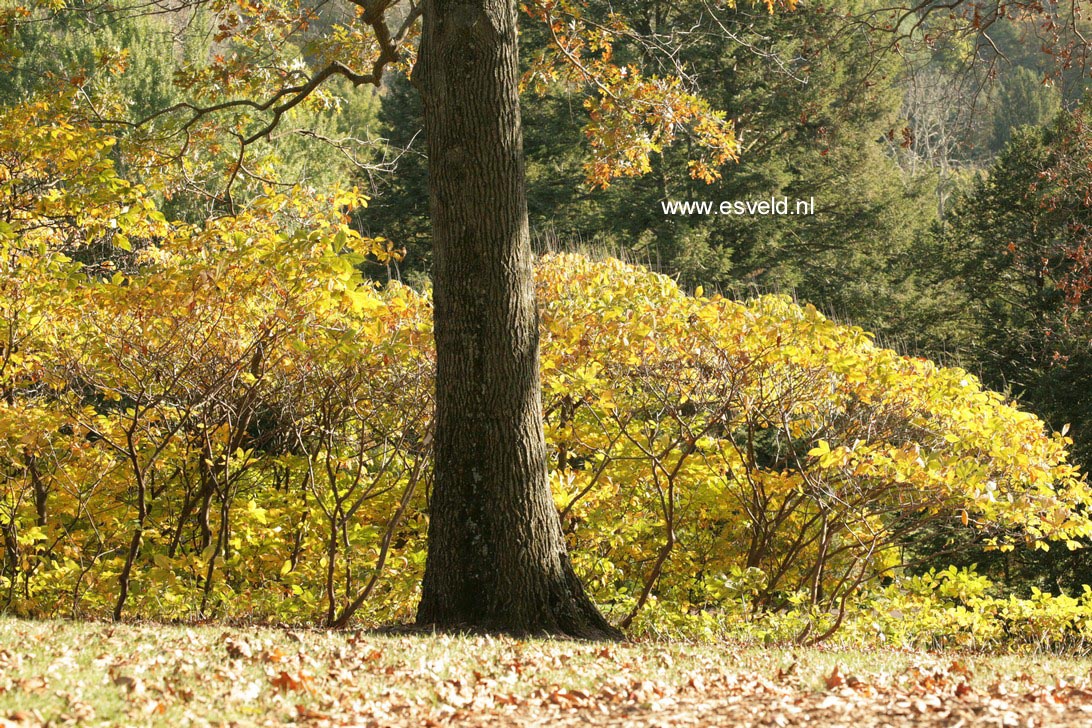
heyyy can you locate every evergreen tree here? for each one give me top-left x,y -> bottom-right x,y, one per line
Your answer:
988,67 -> 1061,154
367,2 -> 944,350
944,106 -> 1092,465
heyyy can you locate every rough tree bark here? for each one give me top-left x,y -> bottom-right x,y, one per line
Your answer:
412,0 -> 620,639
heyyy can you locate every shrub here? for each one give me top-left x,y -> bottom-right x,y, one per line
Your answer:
2,101 -> 1089,643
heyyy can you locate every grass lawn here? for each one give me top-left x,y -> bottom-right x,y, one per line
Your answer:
1,617 -> 1091,726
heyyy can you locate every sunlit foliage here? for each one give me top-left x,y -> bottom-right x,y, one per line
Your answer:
1,99 -> 1086,638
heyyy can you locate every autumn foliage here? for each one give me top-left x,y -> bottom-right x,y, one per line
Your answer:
1,96 -> 1089,642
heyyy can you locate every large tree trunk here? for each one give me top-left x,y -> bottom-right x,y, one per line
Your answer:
412,0 -> 620,640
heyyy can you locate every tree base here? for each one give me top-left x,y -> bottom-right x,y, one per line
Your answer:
416,553 -> 623,642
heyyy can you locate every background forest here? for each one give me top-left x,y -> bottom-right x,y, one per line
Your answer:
4,0 -> 1092,648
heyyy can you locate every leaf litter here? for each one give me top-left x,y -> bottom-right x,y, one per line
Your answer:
0,619 -> 1090,726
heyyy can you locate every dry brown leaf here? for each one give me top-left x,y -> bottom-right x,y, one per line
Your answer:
949,660 -> 974,678
111,674 -> 145,696
224,637 -> 253,660
272,670 -> 312,693
1,710 -> 43,726
846,674 -> 868,692
776,662 -> 798,682
142,700 -> 166,716
262,646 -> 287,663
824,665 -> 845,690
14,677 -> 47,694
295,705 -> 331,720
